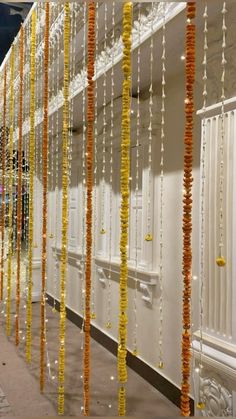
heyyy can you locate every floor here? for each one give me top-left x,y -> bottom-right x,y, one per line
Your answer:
0,301 -> 179,417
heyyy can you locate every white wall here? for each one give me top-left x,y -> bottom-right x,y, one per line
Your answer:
45,71 -> 203,391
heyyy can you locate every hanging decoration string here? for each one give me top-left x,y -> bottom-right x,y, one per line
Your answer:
6,46 -> 15,337
132,3 -> 141,357
106,0 -> 115,331
57,3 -> 70,415
196,2 -> 208,411
91,1 -> 99,322
118,3 -> 132,416
83,1 -> 95,415
26,10 -> 36,363
216,2 -> 227,268
100,3 -> 108,236
181,2 -> 195,416
40,2 -> 50,393
15,25 -> 24,346
145,3 -> 154,243
0,66 -> 7,302
158,3 -> 166,370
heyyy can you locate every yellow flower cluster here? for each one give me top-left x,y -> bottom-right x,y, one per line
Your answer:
6,46 -> 15,337
26,11 -> 36,363
58,3 -> 70,415
117,3 -> 132,416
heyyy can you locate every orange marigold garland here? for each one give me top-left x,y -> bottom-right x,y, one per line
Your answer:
57,3 -> 70,415
15,25 -> 24,346
117,2 -> 132,416
0,66 -> 7,301
181,2 -> 195,417
40,2 -> 50,393
83,1 -> 95,415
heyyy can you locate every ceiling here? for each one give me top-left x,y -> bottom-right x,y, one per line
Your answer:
0,2 -> 32,64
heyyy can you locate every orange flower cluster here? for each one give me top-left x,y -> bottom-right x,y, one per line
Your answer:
83,1 -> 95,416
181,3 -> 195,417
0,66 -> 7,301
15,25 -> 24,346
40,2 -> 50,394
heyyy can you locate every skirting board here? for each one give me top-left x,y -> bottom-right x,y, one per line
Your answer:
46,293 -> 194,415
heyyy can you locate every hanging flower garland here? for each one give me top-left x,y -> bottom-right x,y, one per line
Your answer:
26,10 -> 36,363
83,1 -> 95,415
6,46 -> 15,337
15,25 -> 24,346
118,3 -> 132,416
0,66 -> 7,302
57,3 -> 70,415
181,2 -> 195,416
40,2 -> 50,393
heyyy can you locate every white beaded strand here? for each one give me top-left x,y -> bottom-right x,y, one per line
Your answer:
100,3 -> 108,237
158,3 -> 166,370
196,3 -> 208,410
105,1 -> 115,331
145,3 -> 154,243
216,1 -> 227,268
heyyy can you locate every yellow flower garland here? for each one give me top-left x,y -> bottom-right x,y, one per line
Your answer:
6,46 -> 15,337
26,10 -> 36,363
83,1 -> 95,415
0,66 -> 7,301
15,25 -> 24,346
57,3 -> 70,415
117,3 -> 132,416
40,2 -> 50,393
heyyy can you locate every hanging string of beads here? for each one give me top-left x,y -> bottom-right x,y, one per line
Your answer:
83,2 -> 95,415
91,1 -> 99,322
132,3 -> 141,357
26,10 -> 36,364
145,3 -> 154,243
100,3 -> 108,237
80,2 -> 87,347
6,46 -> 15,337
40,2 -> 50,393
15,25 -> 24,347
57,3 -> 70,415
105,0 -> 115,331
0,66 -> 7,302
158,3 -> 166,371
181,2 -> 195,416
118,3 -> 132,416
196,2 -> 208,410
216,2 -> 227,268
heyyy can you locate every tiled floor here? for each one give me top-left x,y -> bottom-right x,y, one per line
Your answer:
0,302 -> 179,416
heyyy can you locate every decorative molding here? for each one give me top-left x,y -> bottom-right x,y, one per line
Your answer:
12,2 -> 183,139
198,376 -> 232,417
